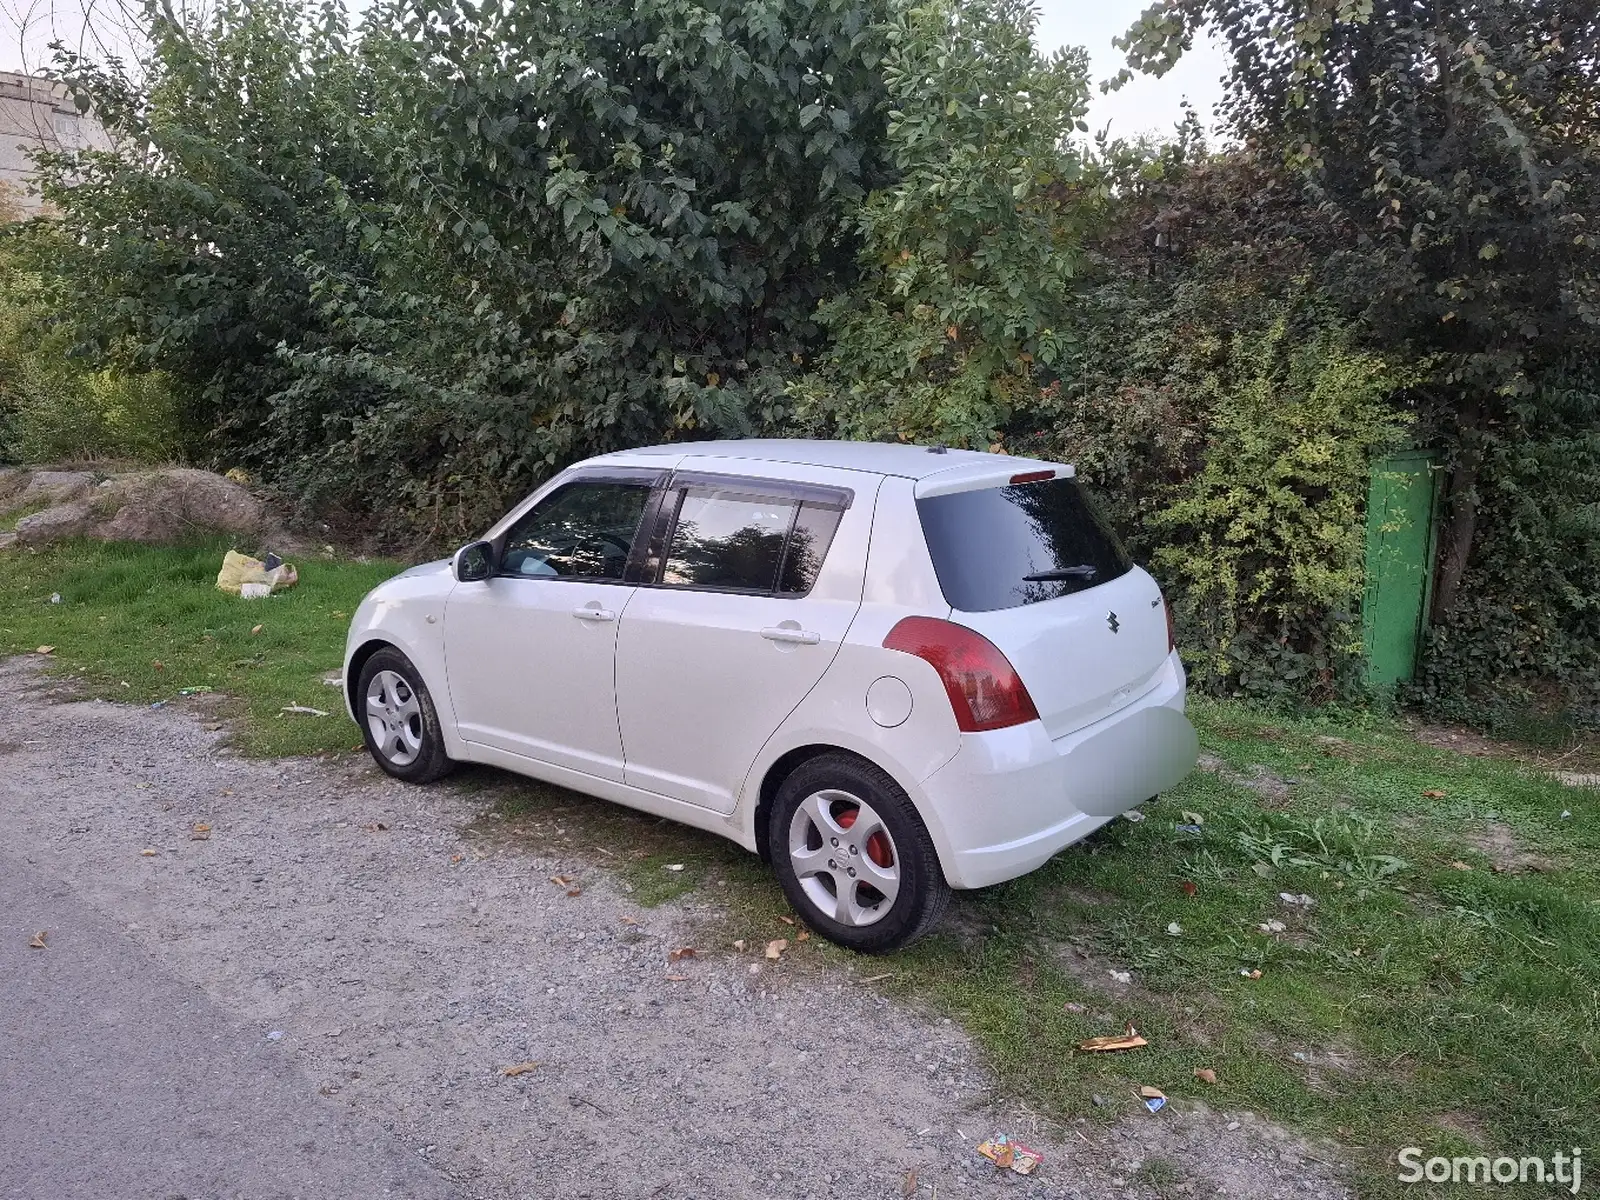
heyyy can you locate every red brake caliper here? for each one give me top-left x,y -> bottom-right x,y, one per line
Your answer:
834,807 -> 892,869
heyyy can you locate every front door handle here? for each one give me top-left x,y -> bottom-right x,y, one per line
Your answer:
761,626 -> 821,645
572,606 -> 616,622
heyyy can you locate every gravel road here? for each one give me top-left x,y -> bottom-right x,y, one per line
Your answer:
0,657 -> 1353,1199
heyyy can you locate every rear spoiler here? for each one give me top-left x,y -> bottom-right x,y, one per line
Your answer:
913,460 -> 1076,499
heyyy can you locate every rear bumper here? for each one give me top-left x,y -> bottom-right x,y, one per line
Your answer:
916,651 -> 1197,889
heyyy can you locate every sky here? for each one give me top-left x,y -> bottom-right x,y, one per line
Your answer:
1,0 -> 1227,138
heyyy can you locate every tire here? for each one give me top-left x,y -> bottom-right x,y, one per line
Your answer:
767,752 -> 951,954
355,647 -> 454,784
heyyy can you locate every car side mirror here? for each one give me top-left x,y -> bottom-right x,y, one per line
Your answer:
452,540 -> 495,583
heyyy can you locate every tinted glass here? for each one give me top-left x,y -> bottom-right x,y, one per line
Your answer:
777,504 -> 844,595
499,481 -> 650,580
662,489 -> 798,591
917,478 -> 1133,612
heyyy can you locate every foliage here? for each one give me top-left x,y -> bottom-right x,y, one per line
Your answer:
1413,361 -> 1600,726
1146,322 -> 1407,698
1114,0 -> 1600,630
787,0 -> 1091,448
0,226 -> 183,464
31,0 -> 897,539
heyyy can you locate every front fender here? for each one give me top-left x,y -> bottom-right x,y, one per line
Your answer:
342,562 -> 461,755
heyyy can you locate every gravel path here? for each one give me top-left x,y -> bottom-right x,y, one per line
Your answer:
0,658 -> 1352,1199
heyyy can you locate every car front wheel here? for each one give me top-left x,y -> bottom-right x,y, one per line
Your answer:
356,647 -> 454,783
768,752 -> 950,953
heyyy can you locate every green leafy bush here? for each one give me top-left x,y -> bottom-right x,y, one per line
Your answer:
0,229 -> 184,464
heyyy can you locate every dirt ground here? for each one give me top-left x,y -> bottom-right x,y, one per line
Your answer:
0,657 -> 1353,1199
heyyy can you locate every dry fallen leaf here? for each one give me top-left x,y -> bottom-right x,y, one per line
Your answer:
28,931 -> 47,949
450,854 -> 464,864
549,875 -> 573,887
499,1062 -> 540,1077
190,822 -> 212,841
1064,1001 -> 1088,1014
665,973 -> 690,982
363,822 -> 388,832
152,660 -> 165,671
139,848 -> 157,857
250,624 -> 263,636
668,947 -> 697,962
1139,1086 -> 1166,1100
765,938 -> 789,960
1179,880 -> 1199,898
1242,968 -> 1263,980
1422,789 -> 1447,799
1076,1032 -> 1148,1053
35,645 -> 54,655
1193,1068 -> 1217,1085
566,888 -> 582,898
732,939 -> 747,951
777,915 -> 795,925
620,916 -> 639,926
796,929 -> 810,942
1448,860 -> 1471,870
901,1167 -> 918,1197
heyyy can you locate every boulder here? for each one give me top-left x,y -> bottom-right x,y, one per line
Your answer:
9,467 -> 280,548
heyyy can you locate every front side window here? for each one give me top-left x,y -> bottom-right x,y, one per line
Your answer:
498,480 -> 651,581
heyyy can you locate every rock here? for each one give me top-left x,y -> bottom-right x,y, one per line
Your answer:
7,467 -> 281,549
19,470 -> 96,505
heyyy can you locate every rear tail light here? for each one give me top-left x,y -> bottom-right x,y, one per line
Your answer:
1164,598 -> 1175,652
883,617 -> 1040,732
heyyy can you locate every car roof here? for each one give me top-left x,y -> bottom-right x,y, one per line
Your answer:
593,439 -> 1068,482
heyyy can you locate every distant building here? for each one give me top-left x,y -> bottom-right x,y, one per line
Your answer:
0,71 -> 111,218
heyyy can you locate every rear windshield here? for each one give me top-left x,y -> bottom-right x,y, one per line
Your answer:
917,477 -> 1133,612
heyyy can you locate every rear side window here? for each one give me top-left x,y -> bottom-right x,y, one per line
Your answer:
917,477 -> 1132,612
663,490 -> 795,591
656,482 -> 847,596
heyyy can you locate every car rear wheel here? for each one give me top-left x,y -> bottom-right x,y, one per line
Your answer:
356,647 -> 454,783
768,753 -> 950,953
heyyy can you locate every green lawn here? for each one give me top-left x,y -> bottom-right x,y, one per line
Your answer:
2,537 -> 1595,1195
0,539 -> 404,755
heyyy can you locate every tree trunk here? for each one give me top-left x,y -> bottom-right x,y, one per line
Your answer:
1430,392 -> 1484,625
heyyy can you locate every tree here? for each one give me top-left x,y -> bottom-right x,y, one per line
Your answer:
788,0 -> 1093,448
1114,0 -> 1600,621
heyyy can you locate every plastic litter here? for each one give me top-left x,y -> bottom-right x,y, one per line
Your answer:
1279,892 -> 1316,908
1122,809 -> 1146,823
1175,823 -> 1203,835
48,593 -> 60,604
977,1134 -> 1042,1175
279,705 -> 329,718
266,1030 -> 284,1041
1144,1096 -> 1167,1113
217,550 -> 298,597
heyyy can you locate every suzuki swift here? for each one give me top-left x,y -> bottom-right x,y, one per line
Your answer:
344,440 -> 1198,952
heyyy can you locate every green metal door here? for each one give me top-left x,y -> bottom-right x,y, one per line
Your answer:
1361,451 -> 1439,689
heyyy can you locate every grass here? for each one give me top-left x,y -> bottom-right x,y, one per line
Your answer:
2,538 -> 1595,1194
0,538 -> 404,755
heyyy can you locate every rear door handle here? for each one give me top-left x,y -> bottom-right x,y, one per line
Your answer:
761,626 -> 821,645
572,606 -> 616,622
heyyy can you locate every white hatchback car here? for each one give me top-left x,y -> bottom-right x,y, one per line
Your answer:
344,440 -> 1198,951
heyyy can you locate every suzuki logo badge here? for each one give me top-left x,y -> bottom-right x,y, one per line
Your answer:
1106,610 -> 1120,633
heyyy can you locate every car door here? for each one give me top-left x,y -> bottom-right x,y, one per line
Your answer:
443,468 -> 661,780
614,466 -> 872,814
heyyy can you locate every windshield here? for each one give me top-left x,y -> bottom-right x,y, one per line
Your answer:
916,477 -> 1133,612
